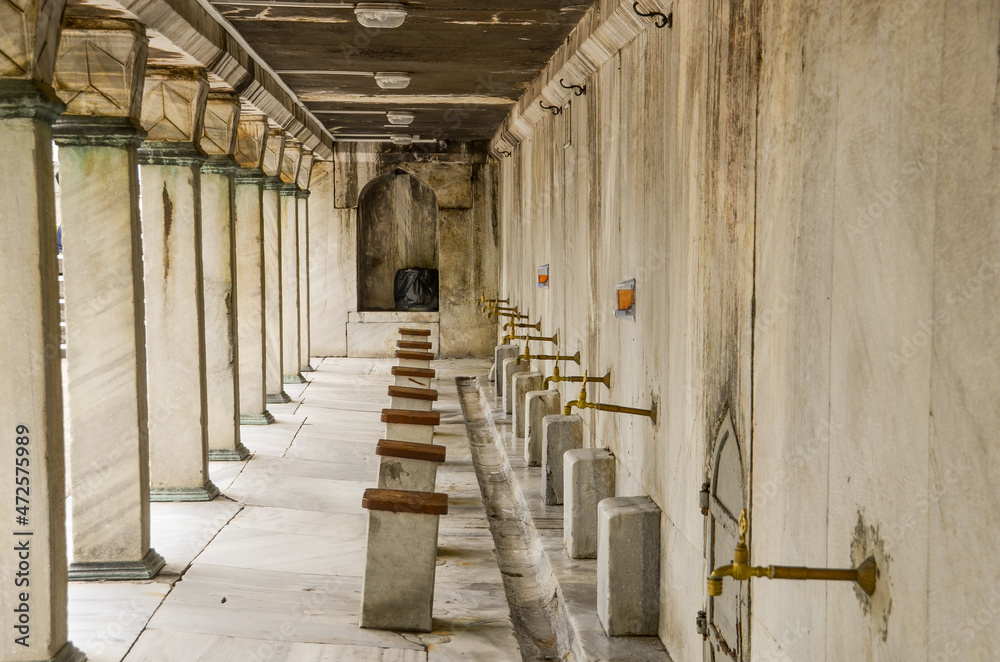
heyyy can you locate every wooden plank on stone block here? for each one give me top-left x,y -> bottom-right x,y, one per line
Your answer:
399,327 -> 431,336
362,488 -> 449,515
376,439 -> 447,463
381,409 -> 441,426
387,386 -> 438,401
397,340 -> 433,350
395,350 -> 435,361
391,366 -> 436,378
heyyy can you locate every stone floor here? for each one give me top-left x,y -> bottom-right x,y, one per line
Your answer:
66,357 -> 521,662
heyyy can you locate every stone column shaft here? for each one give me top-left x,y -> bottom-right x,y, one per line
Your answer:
281,185 -> 305,383
263,177 -> 289,401
297,190 -> 312,372
0,76 -> 85,662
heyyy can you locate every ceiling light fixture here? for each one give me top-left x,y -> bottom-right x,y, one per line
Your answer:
386,110 -> 415,125
355,3 -> 407,28
390,134 -> 414,145
374,71 -> 411,89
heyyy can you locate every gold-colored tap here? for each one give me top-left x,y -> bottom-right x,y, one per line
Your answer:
484,304 -> 519,316
706,509 -> 877,597
493,310 -> 529,321
502,331 -> 558,345
514,347 -> 580,366
502,320 -> 542,332
478,293 -> 509,307
562,374 -> 657,423
544,364 -> 612,389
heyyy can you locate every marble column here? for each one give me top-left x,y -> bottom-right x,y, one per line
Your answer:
232,115 -> 273,423
0,3 -> 85,659
199,92 -> 247,460
262,128 -> 289,402
279,140 -> 304,384
296,148 -> 314,372
138,67 -> 218,501
52,18 -> 164,580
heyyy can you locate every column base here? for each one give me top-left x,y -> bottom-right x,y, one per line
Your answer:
209,443 -> 250,461
51,642 -> 88,662
300,364 -> 314,372
267,391 -> 292,403
69,548 -> 166,581
240,410 -> 275,425
283,373 -> 307,384
150,481 -> 220,502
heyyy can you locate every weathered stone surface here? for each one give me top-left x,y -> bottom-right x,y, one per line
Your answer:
564,449 -> 615,559
0,0 -> 66,85
493,344 -> 520,395
140,66 -> 208,143
377,455 -> 438,493
384,422 -> 434,446
525,389 -> 560,467
199,92 -> 239,157
297,189 -> 311,371
512,371 -> 542,438
597,496 -> 660,636
541,414 -> 583,505
279,185 -> 303,383
501,357 -> 528,414
262,173 -> 286,402
306,160 -> 344,356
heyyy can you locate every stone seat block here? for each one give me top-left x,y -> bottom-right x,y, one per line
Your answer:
399,327 -> 432,336
361,488 -> 448,632
564,448 -> 616,559
542,414 -> 584,505
502,357 -> 529,414
512,371 -> 543,438
525,390 -> 561,467
375,439 -> 446,492
494,344 -> 520,396
597,496 -> 661,636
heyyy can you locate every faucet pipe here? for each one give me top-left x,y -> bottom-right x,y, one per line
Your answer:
706,510 -> 877,597
562,377 -> 657,423
544,364 -> 612,389
494,311 -> 529,321
502,320 -> 542,332
514,348 -> 580,366
502,332 -> 558,346
478,293 -> 509,306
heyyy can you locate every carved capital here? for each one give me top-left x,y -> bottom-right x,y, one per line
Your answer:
0,0 -> 67,85
53,18 -> 148,120
140,66 -> 208,144
296,148 -> 314,190
261,127 -> 285,178
199,91 -> 240,157
234,113 -> 267,168
279,139 -> 302,184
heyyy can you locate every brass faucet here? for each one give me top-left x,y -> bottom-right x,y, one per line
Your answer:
494,310 -> 529,321
514,347 -> 581,366
544,364 -> 612,389
503,331 -> 558,345
478,293 -> 509,307
502,320 -> 542,332
562,375 -> 657,423
484,304 -> 519,316
706,509 -> 877,597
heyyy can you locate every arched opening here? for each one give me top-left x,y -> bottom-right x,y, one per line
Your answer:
705,411 -> 749,661
356,168 -> 438,311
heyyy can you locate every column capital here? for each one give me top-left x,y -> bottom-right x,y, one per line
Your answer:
296,148 -> 314,190
262,175 -> 284,190
140,66 -> 209,145
295,189 -> 311,199
53,18 -> 148,122
278,182 -> 300,197
200,91 -> 240,158
137,141 -> 207,166
201,154 -> 242,175
234,113 -> 268,169
52,115 -> 145,148
0,79 -> 65,122
0,0 -> 66,86
233,168 -> 267,185
261,127 -> 285,178
279,139 -> 302,184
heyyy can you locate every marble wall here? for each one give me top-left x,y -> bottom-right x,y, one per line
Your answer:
492,0 -> 1000,660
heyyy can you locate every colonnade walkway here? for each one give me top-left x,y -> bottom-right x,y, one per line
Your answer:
64,358 -> 519,661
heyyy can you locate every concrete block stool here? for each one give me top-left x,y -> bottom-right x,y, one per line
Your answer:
597,496 -> 661,636
360,488 -> 448,632
502,358 -> 529,414
541,414 -> 583,505
395,349 -> 434,370
392,365 -> 435,389
494,344 -> 520,396
564,448 -> 615,558
382,408 -> 440,445
376,439 -> 446,492
512,371 -> 543,439
525,390 -> 560,467
388,385 -> 437,412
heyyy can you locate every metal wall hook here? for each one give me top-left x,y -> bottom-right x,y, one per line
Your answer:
632,1 -> 672,28
539,101 -> 562,115
559,79 -> 586,96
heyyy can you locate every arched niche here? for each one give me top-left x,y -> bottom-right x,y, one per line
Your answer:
356,169 -> 439,311
704,411 -> 749,661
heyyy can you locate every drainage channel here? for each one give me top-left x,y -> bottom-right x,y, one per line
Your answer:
455,376 -> 566,662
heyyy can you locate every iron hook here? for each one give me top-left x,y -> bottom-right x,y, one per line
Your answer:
632,2 -> 672,28
559,79 -> 586,96
539,101 -> 562,115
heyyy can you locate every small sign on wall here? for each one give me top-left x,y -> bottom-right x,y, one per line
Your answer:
615,278 -> 635,319
537,264 -> 550,288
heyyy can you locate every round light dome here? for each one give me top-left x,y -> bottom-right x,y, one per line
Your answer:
386,111 -> 415,126
375,72 -> 411,90
355,3 -> 407,29
390,134 -> 413,146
